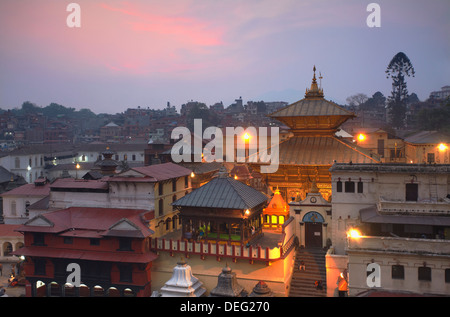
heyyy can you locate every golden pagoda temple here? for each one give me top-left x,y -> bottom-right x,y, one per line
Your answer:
250,66 -> 381,201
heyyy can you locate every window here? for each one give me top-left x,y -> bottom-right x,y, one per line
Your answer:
118,238 -> 133,251
119,265 -> 133,282
11,201 -> 17,216
158,183 -> 163,196
158,199 -> 164,216
90,238 -> 100,246
427,153 -> 435,164
32,233 -> 45,246
357,181 -> 363,193
344,181 -> 355,193
336,181 -> 342,192
172,179 -> 177,192
132,154 -> 136,161
406,183 -> 418,201
377,139 -> 385,157
392,265 -> 404,280
15,157 -> 20,169
390,149 -> 403,159
34,259 -> 46,275
165,218 -> 171,230
185,176 -> 189,188
172,216 -> 178,230
172,195 -> 177,212
123,154 -> 128,161
445,269 -> 450,283
64,237 -> 73,244
2,242 -> 12,256
418,266 -> 431,281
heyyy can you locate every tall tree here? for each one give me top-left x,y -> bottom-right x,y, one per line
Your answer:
385,52 -> 415,129
346,93 -> 368,109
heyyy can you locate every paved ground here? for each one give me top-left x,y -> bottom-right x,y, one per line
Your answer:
0,262 -> 25,297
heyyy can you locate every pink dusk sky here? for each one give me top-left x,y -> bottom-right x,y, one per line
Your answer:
0,0 -> 449,113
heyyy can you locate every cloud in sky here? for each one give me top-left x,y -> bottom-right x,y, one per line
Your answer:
0,0 -> 449,113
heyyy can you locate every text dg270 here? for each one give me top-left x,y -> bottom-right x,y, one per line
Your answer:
224,301 -> 270,312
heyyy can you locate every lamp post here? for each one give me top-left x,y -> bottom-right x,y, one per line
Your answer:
75,163 -> 80,179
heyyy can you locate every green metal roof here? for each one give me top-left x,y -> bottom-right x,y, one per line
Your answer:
172,174 -> 268,210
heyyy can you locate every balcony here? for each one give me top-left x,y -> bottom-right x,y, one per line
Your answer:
347,235 -> 450,256
377,197 -> 450,216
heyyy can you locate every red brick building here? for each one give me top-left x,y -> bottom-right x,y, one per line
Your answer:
14,207 -> 156,297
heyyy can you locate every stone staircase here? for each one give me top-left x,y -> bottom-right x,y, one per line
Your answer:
289,248 -> 327,297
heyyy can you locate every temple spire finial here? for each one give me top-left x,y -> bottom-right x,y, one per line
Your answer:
305,65 -> 324,99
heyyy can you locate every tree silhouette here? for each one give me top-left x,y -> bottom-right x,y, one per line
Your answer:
385,52 -> 415,129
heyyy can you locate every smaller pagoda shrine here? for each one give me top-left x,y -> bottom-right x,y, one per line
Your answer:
172,166 -> 268,245
263,187 -> 289,229
154,258 -> 206,297
95,147 -> 119,176
209,264 -> 247,297
249,281 -> 274,297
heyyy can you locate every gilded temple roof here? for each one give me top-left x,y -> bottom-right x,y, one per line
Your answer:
257,136 -> 381,166
270,98 -> 354,118
269,66 -> 355,132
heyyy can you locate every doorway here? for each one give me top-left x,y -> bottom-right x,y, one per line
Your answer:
405,183 -> 418,201
305,222 -> 323,248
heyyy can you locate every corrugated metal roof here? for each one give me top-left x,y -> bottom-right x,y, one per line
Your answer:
270,98 -> 354,118
50,178 -> 109,190
404,130 -> 450,144
17,207 -> 154,238
172,176 -> 268,210
0,182 -> 51,197
0,224 -> 22,237
132,162 -> 192,181
256,136 -> 380,165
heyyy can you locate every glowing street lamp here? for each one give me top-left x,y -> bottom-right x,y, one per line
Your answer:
357,133 -> 366,142
75,163 -> 81,179
438,143 -> 448,151
347,228 -> 362,239
243,133 -> 251,141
